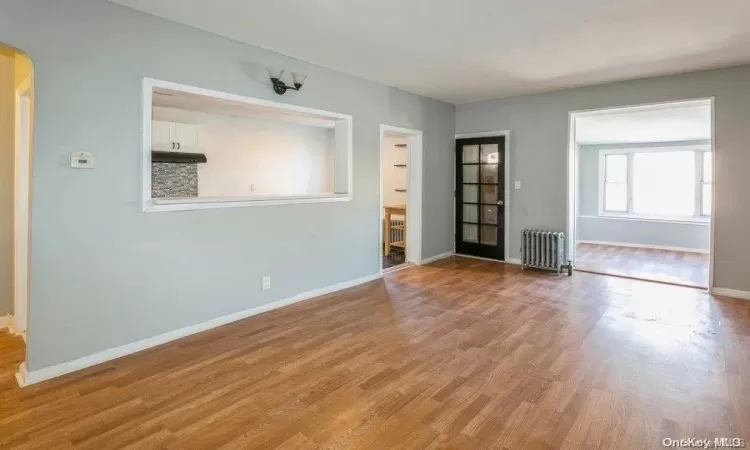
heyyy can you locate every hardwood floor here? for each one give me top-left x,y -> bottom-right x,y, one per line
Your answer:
1,256 -> 748,449
576,243 -> 709,287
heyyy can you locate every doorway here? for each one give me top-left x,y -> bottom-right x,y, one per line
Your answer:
455,135 -> 507,260
379,125 -> 423,273
0,43 -> 33,387
567,99 -> 714,288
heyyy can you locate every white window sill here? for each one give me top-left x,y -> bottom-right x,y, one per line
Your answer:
581,214 -> 710,226
145,193 -> 352,212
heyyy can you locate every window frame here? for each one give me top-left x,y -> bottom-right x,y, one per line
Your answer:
142,77 -> 353,213
597,145 -> 711,224
699,151 -> 712,217
601,152 -> 630,213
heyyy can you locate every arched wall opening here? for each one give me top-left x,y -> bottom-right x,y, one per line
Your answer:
0,41 -> 34,384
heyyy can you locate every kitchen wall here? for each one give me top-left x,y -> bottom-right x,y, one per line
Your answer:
0,0 -> 455,372
577,140 -> 710,251
0,51 -> 13,317
457,64 -> 750,292
153,106 -> 335,198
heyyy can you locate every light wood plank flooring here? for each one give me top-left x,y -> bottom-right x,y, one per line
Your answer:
576,243 -> 709,287
1,256 -> 748,449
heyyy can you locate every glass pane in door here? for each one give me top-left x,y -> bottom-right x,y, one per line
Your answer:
462,184 -> 478,203
463,165 -> 479,183
480,225 -> 497,245
463,224 -> 478,243
463,204 -> 478,223
481,164 -> 498,184
480,205 -> 497,224
480,144 -> 499,163
481,185 -> 498,204
462,145 -> 479,163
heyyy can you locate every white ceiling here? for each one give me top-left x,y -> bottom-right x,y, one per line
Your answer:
110,0 -> 750,104
575,100 -> 711,144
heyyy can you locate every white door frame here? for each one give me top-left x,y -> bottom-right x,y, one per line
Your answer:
454,131 -> 511,262
379,125 -> 423,273
14,78 -> 32,335
566,98 -> 716,289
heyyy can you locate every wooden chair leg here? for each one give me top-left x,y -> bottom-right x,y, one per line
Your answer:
385,211 -> 392,256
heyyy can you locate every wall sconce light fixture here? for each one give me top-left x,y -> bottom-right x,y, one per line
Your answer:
267,68 -> 308,95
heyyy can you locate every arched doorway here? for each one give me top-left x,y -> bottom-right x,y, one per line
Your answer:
0,42 -> 33,384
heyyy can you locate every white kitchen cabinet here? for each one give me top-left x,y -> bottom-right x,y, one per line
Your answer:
151,121 -> 201,153
174,123 -> 200,153
151,120 -> 175,151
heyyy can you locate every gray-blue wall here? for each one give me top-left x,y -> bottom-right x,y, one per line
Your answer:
0,0 -> 456,371
577,141 -> 710,251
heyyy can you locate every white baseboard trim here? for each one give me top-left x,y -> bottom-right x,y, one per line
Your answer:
382,263 -> 412,274
576,240 -> 709,254
710,287 -> 750,301
0,315 -> 10,330
419,251 -> 454,265
455,254 -> 522,265
9,316 -> 23,336
15,362 -> 27,387
17,272 -> 382,387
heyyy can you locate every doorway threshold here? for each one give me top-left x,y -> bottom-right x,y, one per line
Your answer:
383,263 -> 412,274
574,267 -> 707,291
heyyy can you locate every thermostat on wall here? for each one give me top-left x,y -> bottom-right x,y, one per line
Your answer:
71,152 -> 95,169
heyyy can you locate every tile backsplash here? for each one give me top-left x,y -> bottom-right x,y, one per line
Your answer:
151,162 -> 198,198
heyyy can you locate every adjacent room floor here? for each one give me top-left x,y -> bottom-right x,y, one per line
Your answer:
1,257 -> 747,449
576,242 -> 709,287
382,248 -> 406,270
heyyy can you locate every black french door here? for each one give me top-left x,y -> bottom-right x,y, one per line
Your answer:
455,137 -> 505,260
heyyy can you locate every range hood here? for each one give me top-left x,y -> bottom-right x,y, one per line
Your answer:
152,151 -> 207,164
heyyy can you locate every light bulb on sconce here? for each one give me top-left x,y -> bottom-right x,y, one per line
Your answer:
267,67 -> 308,95
291,72 -> 308,89
266,67 -> 283,80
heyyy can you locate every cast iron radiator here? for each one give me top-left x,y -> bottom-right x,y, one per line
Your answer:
521,230 -> 572,275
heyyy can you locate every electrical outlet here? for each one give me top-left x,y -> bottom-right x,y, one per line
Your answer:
262,276 -> 271,291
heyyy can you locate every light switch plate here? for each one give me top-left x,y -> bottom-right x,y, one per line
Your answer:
514,180 -> 521,190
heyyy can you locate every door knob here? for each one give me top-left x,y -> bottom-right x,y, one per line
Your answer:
497,200 -> 504,206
